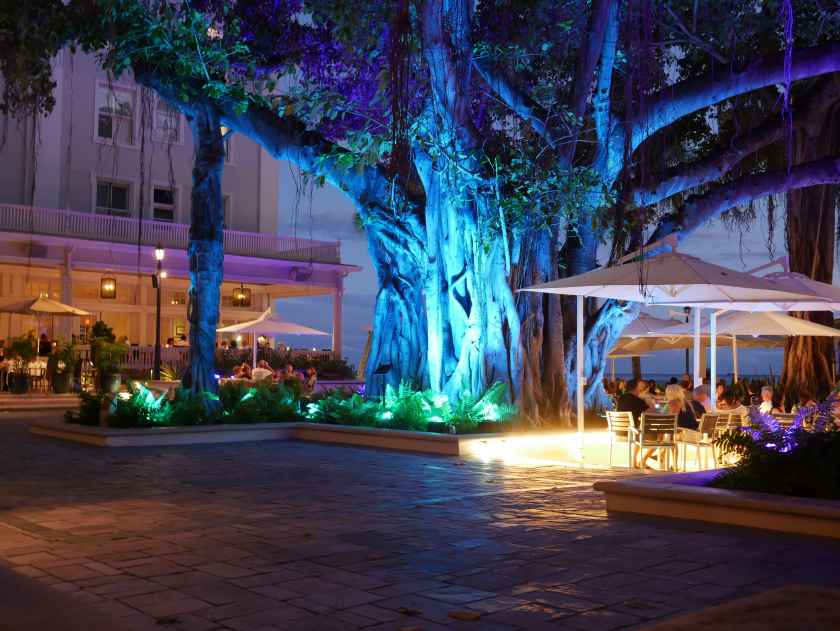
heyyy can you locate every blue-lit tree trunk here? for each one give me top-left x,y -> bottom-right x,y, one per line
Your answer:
362,212 -> 428,396
419,0 -> 521,402
184,102 -> 225,401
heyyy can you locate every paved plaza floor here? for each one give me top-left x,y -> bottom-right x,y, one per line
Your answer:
0,411 -> 838,630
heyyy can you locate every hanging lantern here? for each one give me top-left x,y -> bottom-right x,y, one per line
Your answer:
232,283 -> 251,307
100,274 -> 117,299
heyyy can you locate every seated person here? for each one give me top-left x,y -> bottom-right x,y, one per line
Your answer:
283,364 -> 300,382
251,360 -> 274,382
233,363 -> 252,379
691,385 -> 711,416
302,367 -> 318,395
665,384 -> 699,430
616,379 -> 655,468
717,390 -> 749,418
638,380 -> 657,408
758,386 -> 782,414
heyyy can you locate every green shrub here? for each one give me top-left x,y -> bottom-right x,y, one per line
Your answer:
306,392 -> 380,425
168,388 -> 221,425
221,382 -> 303,423
65,391 -> 104,426
711,409 -> 840,500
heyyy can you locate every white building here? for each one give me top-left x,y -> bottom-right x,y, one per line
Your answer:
0,50 -> 359,361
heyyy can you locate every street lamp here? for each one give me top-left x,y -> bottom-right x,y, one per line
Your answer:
152,244 -> 165,380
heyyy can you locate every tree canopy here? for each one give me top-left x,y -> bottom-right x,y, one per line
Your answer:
3,0 -> 840,417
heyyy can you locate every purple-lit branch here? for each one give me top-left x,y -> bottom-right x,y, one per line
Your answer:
629,43 -> 840,153
631,77 -> 840,207
649,155 -> 840,244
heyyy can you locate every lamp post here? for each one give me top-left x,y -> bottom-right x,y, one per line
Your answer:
152,244 -> 165,380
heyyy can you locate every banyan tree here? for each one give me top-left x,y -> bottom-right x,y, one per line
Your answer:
3,0 -> 840,417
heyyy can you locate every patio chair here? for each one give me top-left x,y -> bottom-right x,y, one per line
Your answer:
28,364 -> 46,392
605,410 -> 636,468
710,413 -> 744,466
678,413 -> 718,471
636,413 -> 678,471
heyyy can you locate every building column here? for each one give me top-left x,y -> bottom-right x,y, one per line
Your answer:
59,247 -> 74,340
139,284 -> 148,345
331,276 -> 344,358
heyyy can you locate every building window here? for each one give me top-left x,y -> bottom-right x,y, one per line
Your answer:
170,291 -> 187,306
152,186 -> 176,222
153,99 -> 181,143
95,84 -> 135,145
96,179 -> 131,216
223,194 -> 232,229
220,126 -> 233,163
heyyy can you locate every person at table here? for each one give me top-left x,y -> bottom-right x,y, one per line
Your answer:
38,333 -> 52,356
638,380 -> 657,409
665,384 -> 699,430
718,390 -> 749,419
616,379 -> 654,424
302,367 -> 318,395
251,360 -> 273,382
616,379 -> 654,468
758,386 -> 782,415
715,381 -> 726,402
233,363 -> 252,379
691,385 -> 712,416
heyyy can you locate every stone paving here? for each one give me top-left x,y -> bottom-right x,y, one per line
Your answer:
0,411 -> 839,630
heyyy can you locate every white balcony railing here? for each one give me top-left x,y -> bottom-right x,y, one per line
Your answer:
0,204 -> 341,264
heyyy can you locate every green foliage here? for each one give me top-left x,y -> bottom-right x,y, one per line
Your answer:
65,391 -> 105,426
5,336 -> 37,369
221,382 -> 303,424
712,426 -> 840,500
90,320 -> 115,342
167,388 -> 221,426
48,342 -> 79,377
305,381 -> 517,433
91,339 -> 128,375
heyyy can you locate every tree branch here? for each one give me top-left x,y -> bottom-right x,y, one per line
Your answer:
472,58 -> 559,150
592,0 -> 620,174
629,43 -> 840,154
630,76 -> 840,206
648,155 -> 840,244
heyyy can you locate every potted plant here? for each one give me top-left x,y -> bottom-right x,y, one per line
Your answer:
6,336 -> 37,394
92,338 -> 128,393
48,342 -> 79,394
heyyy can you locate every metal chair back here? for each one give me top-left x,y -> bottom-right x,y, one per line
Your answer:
639,413 -> 678,439
606,410 -> 634,435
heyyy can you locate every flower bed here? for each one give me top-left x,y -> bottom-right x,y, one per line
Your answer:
64,381 -> 516,435
711,406 -> 840,500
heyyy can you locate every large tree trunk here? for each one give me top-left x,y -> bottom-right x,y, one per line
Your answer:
184,102 -> 225,401
363,213 -> 428,396
781,105 -> 840,401
418,0 -> 520,403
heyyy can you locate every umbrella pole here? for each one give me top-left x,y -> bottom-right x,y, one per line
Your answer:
576,296 -> 585,459
710,311 -> 717,411
732,335 -> 739,383
693,308 -> 702,387
252,332 -> 257,368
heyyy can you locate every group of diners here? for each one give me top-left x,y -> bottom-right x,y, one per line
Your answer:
229,360 -> 318,394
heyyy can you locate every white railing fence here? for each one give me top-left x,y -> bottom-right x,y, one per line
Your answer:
0,204 -> 340,264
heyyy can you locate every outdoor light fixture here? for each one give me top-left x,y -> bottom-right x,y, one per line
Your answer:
100,274 -> 117,299
155,244 -> 165,262
232,283 -> 251,307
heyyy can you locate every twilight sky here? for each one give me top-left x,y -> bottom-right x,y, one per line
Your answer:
275,161 -> 806,379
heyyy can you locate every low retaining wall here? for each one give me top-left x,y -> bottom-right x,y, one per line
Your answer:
594,472 -> 840,539
30,420 -> 506,456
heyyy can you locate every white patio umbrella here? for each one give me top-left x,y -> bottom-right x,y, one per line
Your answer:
656,311 -> 840,390
521,250 -> 821,439
217,309 -> 328,367
0,296 -> 90,316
